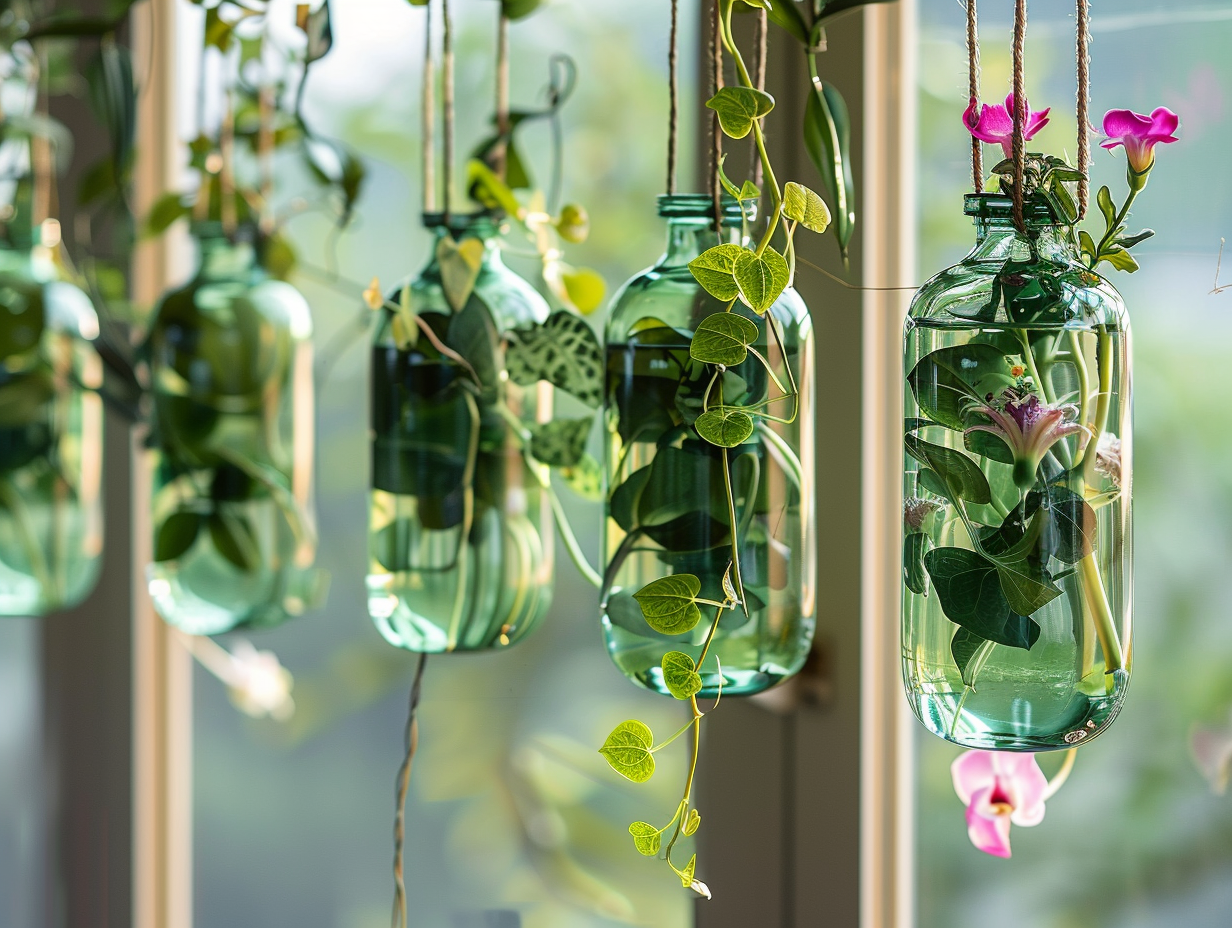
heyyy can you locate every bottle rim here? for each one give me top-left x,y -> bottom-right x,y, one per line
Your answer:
421,210 -> 501,236
964,192 -> 1059,225
657,193 -> 748,225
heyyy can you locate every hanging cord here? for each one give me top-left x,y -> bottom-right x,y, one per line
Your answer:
220,91 -> 237,235
710,0 -> 723,235
1010,0 -> 1027,232
494,10 -> 510,182
442,0 -> 455,219
422,1 -> 436,214
1075,0 -> 1090,219
258,84 -> 275,236
750,8 -> 768,191
965,0 -> 983,192
667,0 -> 679,194
390,653 -> 428,928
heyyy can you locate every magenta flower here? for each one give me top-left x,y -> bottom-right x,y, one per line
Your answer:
952,750 -> 1049,858
965,388 -> 1086,491
963,93 -> 1051,160
1101,106 -> 1179,176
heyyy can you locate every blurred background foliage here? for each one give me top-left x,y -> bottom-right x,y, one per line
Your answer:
188,1 -> 703,927
917,3 -> 1232,927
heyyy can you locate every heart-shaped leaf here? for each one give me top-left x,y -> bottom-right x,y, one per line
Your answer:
561,266 -> 606,315
683,808 -> 701,837
628,821 -> 661,856
436,235 -> 484,312
599,720 -> 655,783
706,86 -> 775,140
690,312 -> 759,366
733,247 -> 789,314
688,244 -> 745,302
662,651 -> 702,700
695,407 -> 754,448
506,311 -> 603,408
208,511 -> 259,573
903,531 -> 931,595
679,854 -> 697,888
155,511 -> 202,562
782,181 -> 831,233
904,434 -> 991,505
633,574 -> 702,635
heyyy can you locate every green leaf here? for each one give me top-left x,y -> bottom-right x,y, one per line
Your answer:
963,428 -> 1014,465
466,159 -> 521,217
766,0 -> 809,42
599,720 -> 655,783
501,0 -> 543,19
208,511 -> 259,573
923,547 -> 1041,649
706,86 -> 775,140
907,344 -> 1015,430
143,193 -> 191,238
690,312 -> 759,366
1031,484 -> 1096,564
951,627 -> 990,687
1118,229 -> 1154,249
435,235 -> 484,312
372,521 -> 413,572
633,574 -> 703,635
683,808 -> 701,837
903,435 -> 990,505
446,299 -> 499,392
204,6 -> 235,50
803,80 -> 855,261
994,552 -> 1062,617
628,822 -> 661,856
680,854 -> 697,888
1078,229 -> 1098,262
530,416 -> 592,468
155,512 -> 201,562
733,248 -> 789,314
662,651 -> 703,700
695,407 -> 754,448
818,0 -> 895,16
718,155 -> 760,202
559,452 -> 603,501
688,244 -> 745,302
782,182 -> 831,233
561,266 -> 606,315
903,531 -> 931,595
1097,185 -> 1116,232
1101,247 -> 1140,273
505,311 -> 604,408
299,0 -> 333,63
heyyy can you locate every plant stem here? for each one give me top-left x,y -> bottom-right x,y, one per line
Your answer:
721,445 -> 748,619
545,477 -> 601,588
1079,550 -> 1123,676
444,390 -> 480,650
1068,329 -> 1093,464
1081,327 -> 1113,488
1042,747 -> 1078,800
1091,189 -> 1139,268
390,653 -> 428,928
1016,328 -> 1072,469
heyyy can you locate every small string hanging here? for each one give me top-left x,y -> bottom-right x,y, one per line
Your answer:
495,9 -> 510,183
442,0 -> 455,220
390,654 -> 428,928
966,0 -> 982,193
1010,0 -> 1027,231
1075,0 -> 1090,219
422,2 -> 436,214
667,0 -> 679,194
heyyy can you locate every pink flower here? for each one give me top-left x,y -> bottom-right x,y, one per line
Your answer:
952,750 -> 1049,858
1101,106 -> 1179,175
963,93 -> 1051,160
1191,711 -> 1232,795
965,387 -> 1086,491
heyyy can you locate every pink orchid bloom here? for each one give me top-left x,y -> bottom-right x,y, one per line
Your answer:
963,93 -> 1051,160
965,388 -> 1086,491
952,750 -> 1049,858
1191,710 -> 1232,795
1101,106 -> 1180,175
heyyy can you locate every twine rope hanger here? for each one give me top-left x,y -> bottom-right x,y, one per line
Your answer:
966,0 -> 1092,231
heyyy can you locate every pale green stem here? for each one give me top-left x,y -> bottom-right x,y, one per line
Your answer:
1016,329 -> 1072,470
1042,748 -> 1079,800
445,390 -> 480,651
1079,551 -> 1123,676
1081,328 -> 1113,488
546,479 -> 601,588
1068,330 -> 1093,465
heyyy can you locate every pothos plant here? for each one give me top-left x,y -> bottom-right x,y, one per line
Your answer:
595,0 -> 833,898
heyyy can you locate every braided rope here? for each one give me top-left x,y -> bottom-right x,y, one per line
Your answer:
1011,0 -> 1027,231
1076,0 -> 1091,218
966,0 -> 982,192
668,0 -> 679,194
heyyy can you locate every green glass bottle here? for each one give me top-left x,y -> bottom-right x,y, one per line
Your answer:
602,194 -> 816,697
368,212 -> 554,652
902,193 -> 1132,751
147,223 -> 324,635
0,225 -> 104,615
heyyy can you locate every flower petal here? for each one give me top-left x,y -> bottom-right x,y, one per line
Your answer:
965,787 -> 1013,857
1102,108 -> 1154,141
1147,106 -> 1180,140
952,750 -> 997,804
994,754 -> 1049,826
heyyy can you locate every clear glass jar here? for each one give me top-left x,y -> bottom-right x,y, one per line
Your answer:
602,194 -> 816,697
0,230 -> 103,615
902,193 -> 1132,751
146,223 -> 323,635
368,212 -> 554,652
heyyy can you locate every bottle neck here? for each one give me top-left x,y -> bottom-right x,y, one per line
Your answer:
659,218 -> 740,268
428,222 -> 503,271
970,219 -> 1076,265
196,233 -> 258,279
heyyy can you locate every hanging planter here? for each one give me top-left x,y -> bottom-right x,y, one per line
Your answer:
602,193 -> 815,697
147,222 -> 323,635
368,211 -> 556,652
901,0 -> 1177,751
0,226 -> 104,616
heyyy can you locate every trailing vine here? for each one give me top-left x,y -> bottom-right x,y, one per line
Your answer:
596,0 -> 833,897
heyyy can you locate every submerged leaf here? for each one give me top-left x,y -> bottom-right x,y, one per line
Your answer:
599,720 -> 655,783
633,574 -> 702,635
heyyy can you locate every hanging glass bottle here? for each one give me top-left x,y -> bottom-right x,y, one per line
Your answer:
147,222 -> 323,635
0,218 -> 104,616
902,193 -> 1132,750
601,194 -> 816,697
368,212 -> 554,652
